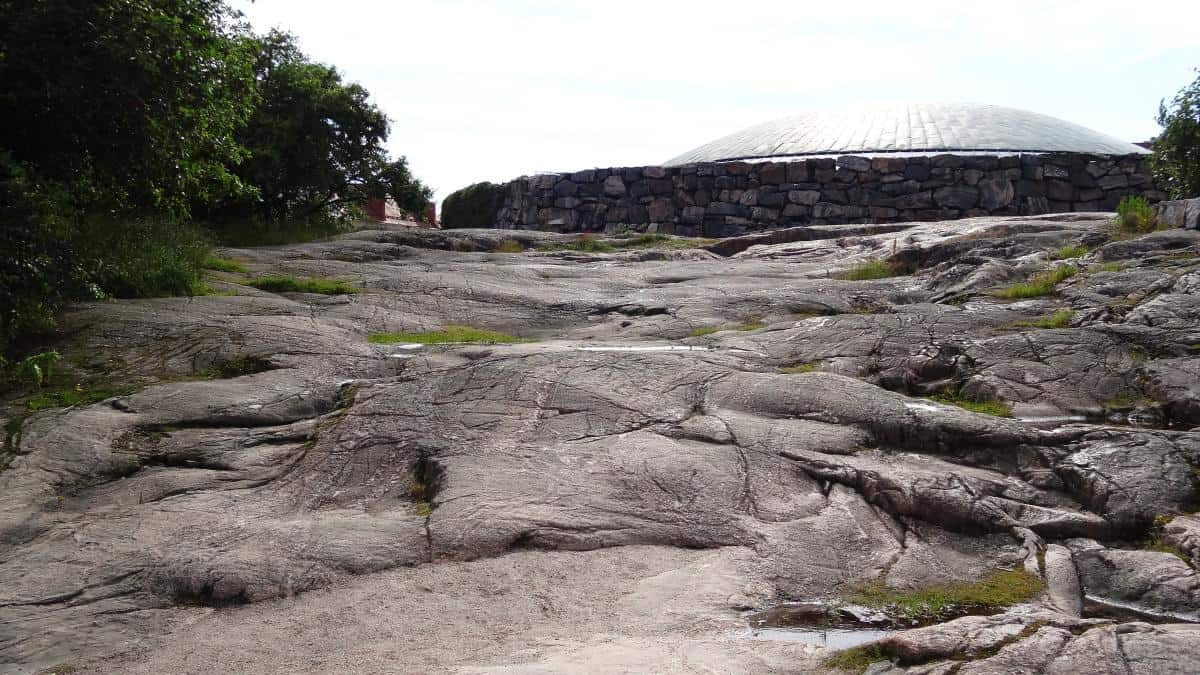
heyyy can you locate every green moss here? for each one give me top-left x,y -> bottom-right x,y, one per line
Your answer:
689,326 -> 719,337
245,275 -> 362,295
26,384 -> 137,411
368,325 -> 525,345
414,500 -> 433,517
1093,261 -> 1126,273
927,389 -> 1013,418
823,643 -> 895,673
835,259 -> 909,281
496,239 -> 524,253
195,356 -> 273,379
201,255 -> 248,273
689,318 -> 765,337
994,265 -> 1078,299
1050,244 -> 1090,260
1008,309 -> 1075,330
843,568 -> 1044,623
538,236 -> 615,253
779,362 -> 820,374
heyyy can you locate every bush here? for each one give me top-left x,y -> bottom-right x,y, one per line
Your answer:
1115,195 -> 1157,234
441,182 -> 506,229
1152,69 -> 1200,199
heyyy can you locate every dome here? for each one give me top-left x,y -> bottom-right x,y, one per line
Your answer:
665,102 -> 1148,166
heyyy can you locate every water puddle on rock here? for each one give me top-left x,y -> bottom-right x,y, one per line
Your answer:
736,627 -> 893,648
737,602 -> 894,648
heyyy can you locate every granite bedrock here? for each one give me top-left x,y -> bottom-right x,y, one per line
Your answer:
494,153 -> 1165,236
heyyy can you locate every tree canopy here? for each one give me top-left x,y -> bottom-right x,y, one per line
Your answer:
0,0 -> 430,354
1152,69 -> 1200,199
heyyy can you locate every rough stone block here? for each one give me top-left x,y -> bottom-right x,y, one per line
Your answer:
1097,174 -> 1129,190
933,185 -> 979,210
837,155 -> 871,172
977,178 -> 1014,210
758,163 -> 786,184
642,166 -> 668,179
785,161 -> 810,183
603,175 -> 626,197
1045,179 -> 1075,202
788,190 -> 820,206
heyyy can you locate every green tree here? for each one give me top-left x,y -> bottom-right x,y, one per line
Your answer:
211,31 -> 431,227
0,0 -> 258,214
1152,69 -> 1200,199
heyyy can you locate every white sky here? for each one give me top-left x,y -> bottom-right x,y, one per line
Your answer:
231,0 -> 1200,202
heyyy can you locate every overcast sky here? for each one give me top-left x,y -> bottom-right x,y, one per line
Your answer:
231,0 -> 1200,202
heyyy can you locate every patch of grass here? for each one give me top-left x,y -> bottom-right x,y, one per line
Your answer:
538,235 -> 615,253
37,664 -> 77,675
368,325 -> 525,345
1093,261 -> 1126,273
779,362 -> 820,374
993,264 -> 1078,299
1008,309 -> 1075,330
1050,244 -> 1089,260
496,239 -> 524,253
689,317 -> 766,337
414,500 -> 433,517
245,275 -> 361,295
823,643 -> 895,673
611,233 -> 718,250
26,384 -> 137,411
1144,515 -> 1190,563
844,568 -> 1044,623
835,258 -> 910,281
689,326 -> 720,337
201,255 -> 247,273
928,388 -> 1013,417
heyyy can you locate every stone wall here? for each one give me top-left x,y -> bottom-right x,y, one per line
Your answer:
494,153 -> 1165,236
1155,197 -> 1200,230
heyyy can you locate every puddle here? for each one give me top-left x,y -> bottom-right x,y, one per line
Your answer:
904,402 -> 944,414
1016,415 -> 1090,425
1084,595 -> 1200,624
736,627 -> 893,647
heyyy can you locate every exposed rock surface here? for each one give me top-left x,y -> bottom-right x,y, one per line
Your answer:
1,213 -> 1199,673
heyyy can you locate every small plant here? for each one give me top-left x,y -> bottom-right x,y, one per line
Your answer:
539,235 -> 615,253
368,325 -> 525,344
414,501 -> 433,517
1144,515 -> 1189,562
496,239 -> 524,253
1050,244 -> 1089,260
201,255 -> 248,273
779,362 -> 820,374
5,351 -> 61,388
835,259 -> 910,281
1093,261 -> 1126,273
1008,309 -> 1075,330
245,275 -> 362,295
1114,195 -> 1157,235
993,264 -> 1077,299
610,233 -> 718,250
928,388 -> 1013,418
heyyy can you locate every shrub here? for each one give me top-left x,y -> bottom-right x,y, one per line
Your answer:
245,275 -> 361,295
994,264 -> 1077,299
1115,195 -> 1157,234
441,182 -> 506,229
368,325 -> 524,344
1151,69 -> 1200,199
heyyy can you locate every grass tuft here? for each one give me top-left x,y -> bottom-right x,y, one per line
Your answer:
844,568 -> 1044,623
201,255 -> 248,273
822,643 -> 895,673
1050,244 -> 1089,260
368,325 -> 525,345
928,388 -> 1013,417
1008,309 -> 1075,330
611,233 -> 718,250
496,240 -> 524,253
690,317 -> 765,337
1093,261 -> 1126,273
1144,515 -> 1189,563
994,265 -> 1077,299
245,275 -> 361,295
835,259 -> 910,281
1114,195 -> 1157,235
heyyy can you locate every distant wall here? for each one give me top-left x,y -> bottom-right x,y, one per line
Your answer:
493,153 -> 1165,236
